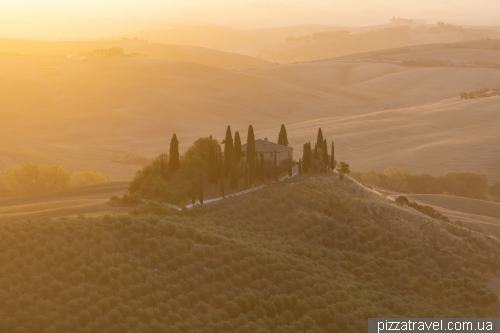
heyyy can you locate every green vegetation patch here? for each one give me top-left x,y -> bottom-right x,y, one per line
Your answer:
0,176 -> 497,333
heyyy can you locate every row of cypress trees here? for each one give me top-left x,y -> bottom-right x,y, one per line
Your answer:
301,128 -> 335,173
168,124 -> 293,205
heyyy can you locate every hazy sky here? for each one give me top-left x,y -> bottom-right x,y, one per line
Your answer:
2,0 -> 500,39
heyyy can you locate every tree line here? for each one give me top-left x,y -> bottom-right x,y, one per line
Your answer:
353,167 -> 498,200
123,125 -> 294,206
0,163 -> 107,198
300,128 -> 350,179
62,36 -> 125,42
460,87 -> 499,99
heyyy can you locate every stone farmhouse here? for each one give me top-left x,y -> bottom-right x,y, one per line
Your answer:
241,138 -> 293,166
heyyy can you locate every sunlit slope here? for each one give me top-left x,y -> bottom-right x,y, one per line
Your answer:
334,40 -> 500,65
0,38 -> 271,69
280,97 -> 500,181
130,25 -> 343,58
0,182 -> 130,221
406,194 -> 500,240
1,56 -> 499,181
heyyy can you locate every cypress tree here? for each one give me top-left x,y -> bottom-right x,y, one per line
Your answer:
260,154 -> 266,184
308,142 -> 313,168
192,179 -> 196,205
316,128 -> 323,150
299,158 -> 302,175
323,139 -> 328,166
288,157 -> 292,178
302,143 -> 309,172
331,142 -> 336,170
207,144 -> 216,193
199,171 -> 203,205
230,150 -> 239,194
245,163 -> 249,185
234,131 -> 242,162
168,134 -> 180,173
278,124 -> 288,146
255,154 -> 260,183
219,150 -> 225,198
220,174 -> 225,199
247,125 -> 256,186
273,150 -> 278,182
216,149 -> 222,184
223,126 -> 233,177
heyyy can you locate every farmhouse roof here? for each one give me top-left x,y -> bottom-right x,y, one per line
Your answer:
241,138 -> 292,153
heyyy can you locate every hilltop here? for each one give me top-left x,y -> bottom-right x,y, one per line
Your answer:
0,172 -> 498,332
0,38 -> 271,69
127,23 -> 500,63
333,39 -> 500,66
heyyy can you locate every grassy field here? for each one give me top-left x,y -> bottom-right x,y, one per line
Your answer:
0,182 -> 130,221
0,38 -> 271,69
1,54 -> 499,182
0,171 -> 499,332
405,194 -> 500,240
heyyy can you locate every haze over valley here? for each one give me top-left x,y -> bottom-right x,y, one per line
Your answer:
1,1 -> 500,331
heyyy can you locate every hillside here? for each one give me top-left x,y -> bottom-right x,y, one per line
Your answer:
334,40 -> 500,66
278,97 -> 500,182
0,182 -> 130,222
0,173 -> 498,333
405,194 -> 500,240
0,38 -> 271,69
129,25 -> 344,59
128,23 -> 500,63
1,55 -> 500,181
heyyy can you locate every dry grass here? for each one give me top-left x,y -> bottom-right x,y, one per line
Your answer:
404,194 -> 500,241
298,172 -> 500,260
0,182 -> 130,221
1,54 -> 499,183
0,38 -> 271,69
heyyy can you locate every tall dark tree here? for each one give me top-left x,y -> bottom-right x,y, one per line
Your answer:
207,144 -> 217,193
316,128 -> 323,152
331,142 -> 336,170
223,126 -> 233,177
299,158 -> 302,175
255,154 -> 260,183
302,142 -> 310,172
199,172 -> 204,205
216,148 -> 222,184
192,180 -> 196,205
234,131 -> 242,162
273,150 -> 278,182
168,134 -> 180,173
230,150 -> 239,194
220,174 -> 225,199
219,150 -> 225,198
247,125 -> 256,186
323,139 -> 329,172
278,124 -> 289,146
288,157 -> 292,178
245,163 -> 249,185
259,154 -> 266,184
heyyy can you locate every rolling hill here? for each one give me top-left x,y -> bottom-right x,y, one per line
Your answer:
1,173 -> 499,331
1,52 -> 499,182
334,39 -> 500,65
0,38 -> 271,69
